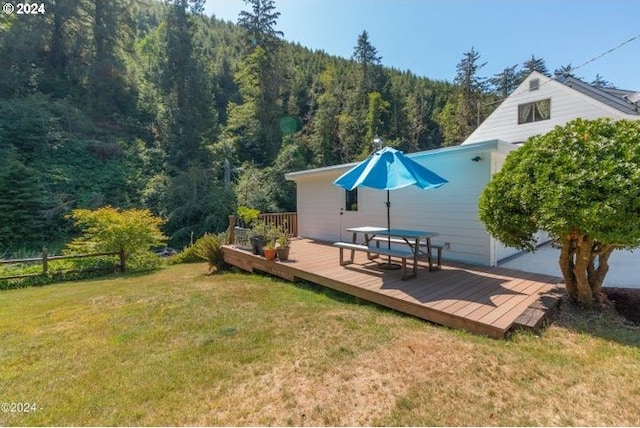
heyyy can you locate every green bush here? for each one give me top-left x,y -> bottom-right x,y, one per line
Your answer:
165,245 -> 202,265
192,232 -> 228,274
66,206 -> 166,272
125,252 -> 162,272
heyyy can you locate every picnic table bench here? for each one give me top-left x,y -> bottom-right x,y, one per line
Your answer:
334,226 -> 442,280
333,241 -> 417,280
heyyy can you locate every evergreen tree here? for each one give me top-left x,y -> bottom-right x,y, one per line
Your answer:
223,46 -> 282,165
37,0 -> 91,97
403,92 -> 426,152
237,0 -> 284,52
518,54 -> 550,81
161,0 -> 216,170
439,47 -> 486,145
591,74 -> 615,88
352,30 -> 383,100
553,63 -> 580,83
0,162 -> 48,250
88,0 -> 136,115
490,64 -> 519,98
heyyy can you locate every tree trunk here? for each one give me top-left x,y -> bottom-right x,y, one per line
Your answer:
573,236 -> 594,305
558,232 -> 615,306
558,234 -> 577,298
589,244 -> 615,305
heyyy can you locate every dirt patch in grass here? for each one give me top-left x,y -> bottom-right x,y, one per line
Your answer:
605,287 -> 640,325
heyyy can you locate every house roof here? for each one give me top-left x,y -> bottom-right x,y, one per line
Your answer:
562,77 -> 640,115
285,139 -> 511,181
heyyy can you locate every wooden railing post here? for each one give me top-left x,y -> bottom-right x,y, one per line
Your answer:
42,247 -> 48,275
228,215 -> 236,245
119,249 -> 126,273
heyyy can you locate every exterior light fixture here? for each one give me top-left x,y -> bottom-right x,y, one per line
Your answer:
373,135 -> 384,151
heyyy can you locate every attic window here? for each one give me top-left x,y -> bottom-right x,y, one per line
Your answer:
518,99 -> 551,124
529,78 -> 540,91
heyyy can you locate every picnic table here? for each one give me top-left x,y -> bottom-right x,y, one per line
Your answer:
334,226 -> 440,280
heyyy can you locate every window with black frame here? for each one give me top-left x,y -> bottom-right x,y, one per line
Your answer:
345,188 -> 358,211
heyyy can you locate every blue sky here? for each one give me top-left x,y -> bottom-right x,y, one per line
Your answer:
204,0 -> 640,90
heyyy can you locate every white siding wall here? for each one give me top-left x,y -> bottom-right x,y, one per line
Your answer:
291,142 -> 508,266
464,72 -> 630,145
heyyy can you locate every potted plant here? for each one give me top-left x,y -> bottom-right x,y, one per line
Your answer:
249,220 -> 268,255
237,206 -> 260,228
275,232 -> 291,261
235,206 -> 260,252
263,241 -> 277,260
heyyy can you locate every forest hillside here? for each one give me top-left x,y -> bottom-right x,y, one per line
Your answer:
0,0 -> 582,252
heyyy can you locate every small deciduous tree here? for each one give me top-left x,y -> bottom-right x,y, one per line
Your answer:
479,118 -> 640,306
67,206 -> 166,258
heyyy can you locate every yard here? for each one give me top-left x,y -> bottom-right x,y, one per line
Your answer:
1,263 -> 639,426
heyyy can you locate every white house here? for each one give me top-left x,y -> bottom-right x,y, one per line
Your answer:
464,71 -> 640,145
285,73 -> 639,267
285,140 -> 518,266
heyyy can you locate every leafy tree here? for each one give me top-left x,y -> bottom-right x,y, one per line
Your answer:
364,91 -> 389,154
66,206 -> 166,257
268,135 -> 308,211
237,0 -> 284,52
235,163 -> 276,212
307,67 -> 342,166
164,166 -> 235,247
479,118 -> 640,306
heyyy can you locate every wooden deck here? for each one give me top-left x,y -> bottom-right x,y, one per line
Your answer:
223,239 -> 563,339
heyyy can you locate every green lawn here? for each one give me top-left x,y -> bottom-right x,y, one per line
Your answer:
1,264 -> 639,426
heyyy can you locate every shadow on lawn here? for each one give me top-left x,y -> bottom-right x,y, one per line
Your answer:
549,293 -> 640,348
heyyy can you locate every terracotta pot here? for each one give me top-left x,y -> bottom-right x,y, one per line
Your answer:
263,247 -> 277,260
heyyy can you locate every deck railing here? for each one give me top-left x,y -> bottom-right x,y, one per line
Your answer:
227,212 -> 298,244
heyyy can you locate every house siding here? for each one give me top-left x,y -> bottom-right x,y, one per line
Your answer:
288,141 -> 515,266
464,72 -> 634,145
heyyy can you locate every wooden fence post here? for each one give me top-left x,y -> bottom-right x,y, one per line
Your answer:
42,247 -> 48,275
227,215 -> 236,245
119,249 -> 126,273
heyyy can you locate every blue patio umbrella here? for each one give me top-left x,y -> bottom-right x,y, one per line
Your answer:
333,146 -> 448,267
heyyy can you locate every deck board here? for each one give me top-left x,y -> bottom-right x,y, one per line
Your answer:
223,239 -> 562,339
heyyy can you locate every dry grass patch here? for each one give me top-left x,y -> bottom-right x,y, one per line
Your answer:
1,264 -> 639,426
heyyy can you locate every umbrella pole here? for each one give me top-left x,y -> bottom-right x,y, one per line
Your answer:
379,190 -> 400,270
387,190 -> 391,265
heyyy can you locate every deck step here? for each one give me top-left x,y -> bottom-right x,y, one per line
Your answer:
511,287 -> 563,333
